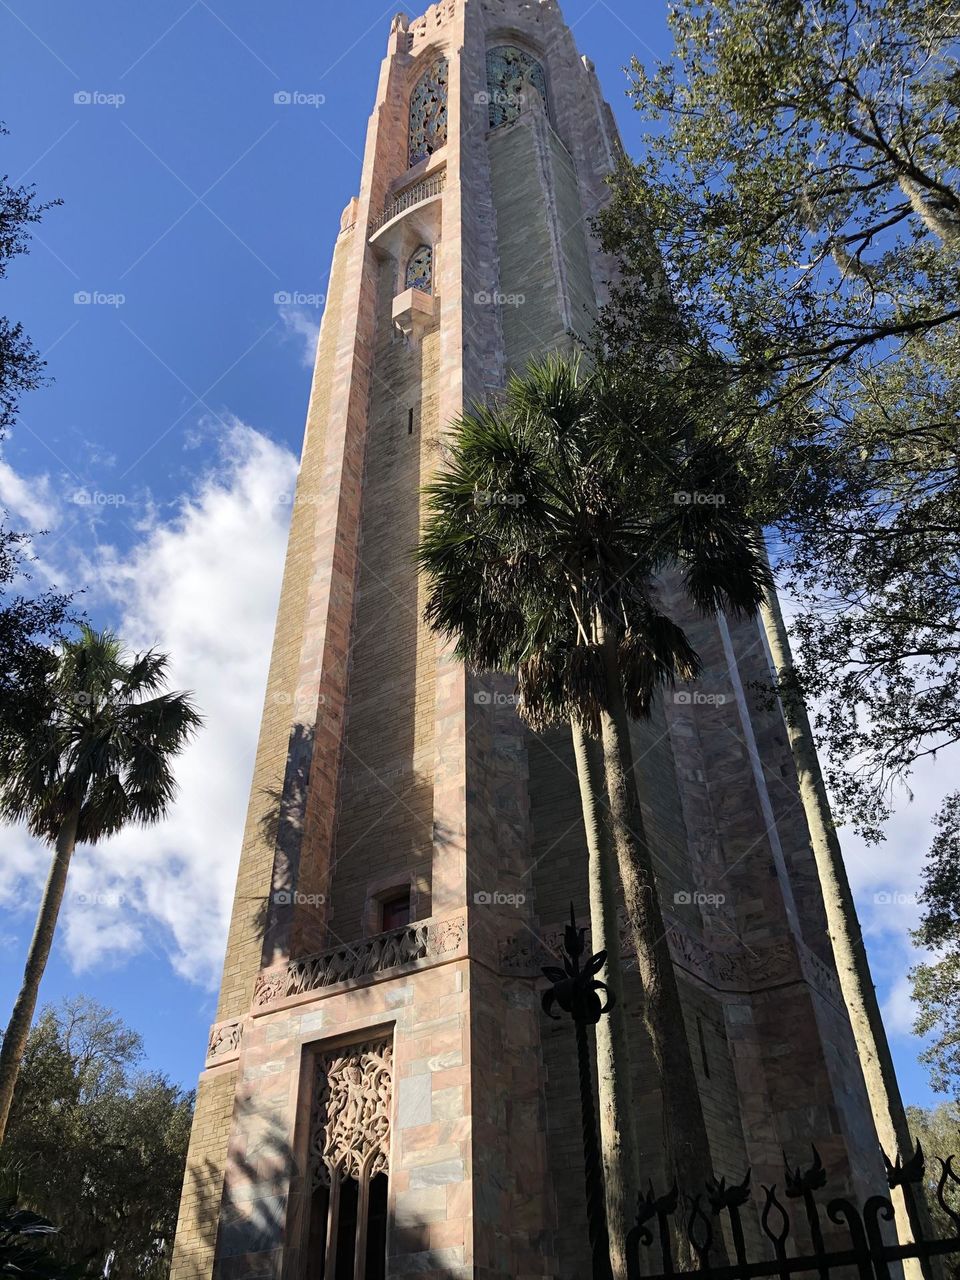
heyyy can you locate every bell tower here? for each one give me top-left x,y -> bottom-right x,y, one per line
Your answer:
170,3 -> 887,1278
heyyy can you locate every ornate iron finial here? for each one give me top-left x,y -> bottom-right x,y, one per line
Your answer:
541,901 -> 615,1025
707,1169 -> 752,1213
784,1145 -> 827,1197
884,1139 -> 926,1188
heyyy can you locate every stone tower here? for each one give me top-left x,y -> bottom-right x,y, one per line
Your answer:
170,3 -> 887,1277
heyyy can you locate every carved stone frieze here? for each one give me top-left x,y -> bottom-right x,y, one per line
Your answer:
499,908 -> 806,996
252,913 -> 466,1009
310,1038 -> 393,1189
797,939 -> 846,1011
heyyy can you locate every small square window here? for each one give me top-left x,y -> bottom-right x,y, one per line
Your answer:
381,891 -> 411,932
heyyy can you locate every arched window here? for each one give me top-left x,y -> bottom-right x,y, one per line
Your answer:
405,245 -> 433,294
486,45 -> 548,128
408,57 -> 449,167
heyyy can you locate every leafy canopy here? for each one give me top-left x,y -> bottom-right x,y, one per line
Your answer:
0,122 -> 71,745
596,0 -> 960,828
1,998 -> 193,1280
0,625 -> 202,843
416,354 -> 769,729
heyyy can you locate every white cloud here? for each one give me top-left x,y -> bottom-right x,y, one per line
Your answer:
0,418 -> 298,988
0,457 -> 59,530
278,306 -> 321,369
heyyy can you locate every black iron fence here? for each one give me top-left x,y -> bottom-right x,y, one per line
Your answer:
625,1145 -> 960,1280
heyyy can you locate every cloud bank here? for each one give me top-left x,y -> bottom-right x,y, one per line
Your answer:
0,418 -> 297,988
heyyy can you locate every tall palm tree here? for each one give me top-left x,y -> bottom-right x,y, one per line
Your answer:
0,627 -> 202,1144
416,354 -> 770,1268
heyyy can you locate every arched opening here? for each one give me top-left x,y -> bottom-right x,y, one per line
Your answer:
485,45 -> 548,128
303,1040 -> 393,1280
405,245 -> 433,294
408,56 -> 449,167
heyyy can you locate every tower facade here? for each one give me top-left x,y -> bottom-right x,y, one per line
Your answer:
170,4 -> 886,1278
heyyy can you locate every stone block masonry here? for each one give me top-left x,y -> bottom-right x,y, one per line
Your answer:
171,2 -> 891,1276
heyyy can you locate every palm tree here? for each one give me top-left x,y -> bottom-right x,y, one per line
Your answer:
416,354 -> 770,1268
0,627 -> 202,1144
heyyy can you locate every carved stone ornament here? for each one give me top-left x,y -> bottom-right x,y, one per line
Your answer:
309,1039 -> 393,1189
253,913 -> 466,1008
206,1018 -> 243,1065
498,909 -> 834,1000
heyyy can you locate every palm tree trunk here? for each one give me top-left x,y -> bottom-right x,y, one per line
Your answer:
571,716 -> 640,1280
0,808 -> 80,1144
595,620 -> 720,1260
759,587 -> 932,1276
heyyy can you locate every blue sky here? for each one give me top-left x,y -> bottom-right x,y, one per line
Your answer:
0,0 -> 947,1112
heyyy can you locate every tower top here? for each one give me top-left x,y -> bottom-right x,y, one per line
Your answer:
389,0 -> 571,54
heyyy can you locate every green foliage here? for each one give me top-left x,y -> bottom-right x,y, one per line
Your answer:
597,0 -> 960,831
0,123 -> 71,747
912,794 -> 960,1097
0,624 -> 203,844
907,1100 -> 960,1257
0,1177 -> 88,1279
597,0 -> 960,1095
1,998 -> 194,1279
416,354 -> 769,730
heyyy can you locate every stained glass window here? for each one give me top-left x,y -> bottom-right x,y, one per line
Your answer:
408,57 -> 449,167
406,244 -> 433,293
486,46 -> 548,129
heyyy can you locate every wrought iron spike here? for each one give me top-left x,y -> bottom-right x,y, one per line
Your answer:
785,1143 -> 827,1196
883,1138 -> 926,1188
707,1168 -> 752,1212
936,1155 -> 960,1231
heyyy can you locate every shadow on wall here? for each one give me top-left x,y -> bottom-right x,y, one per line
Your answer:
210,1092 -> 298,1272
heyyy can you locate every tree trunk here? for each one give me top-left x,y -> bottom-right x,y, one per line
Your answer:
571,716 -> 641,1280
760,587 -> 934,1277
0,808 -> 80,1144
595,619 -> 720,1261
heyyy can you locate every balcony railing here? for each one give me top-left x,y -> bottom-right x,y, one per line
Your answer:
252,910 -> 466,1007
368,169 -> 446,234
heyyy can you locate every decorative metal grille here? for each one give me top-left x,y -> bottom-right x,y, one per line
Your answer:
309,1039 -> 393,1190
486,45 -> 548,129
623,1144 -> 960,1280
408,57 -> 449,167
405,245 -> 433,293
